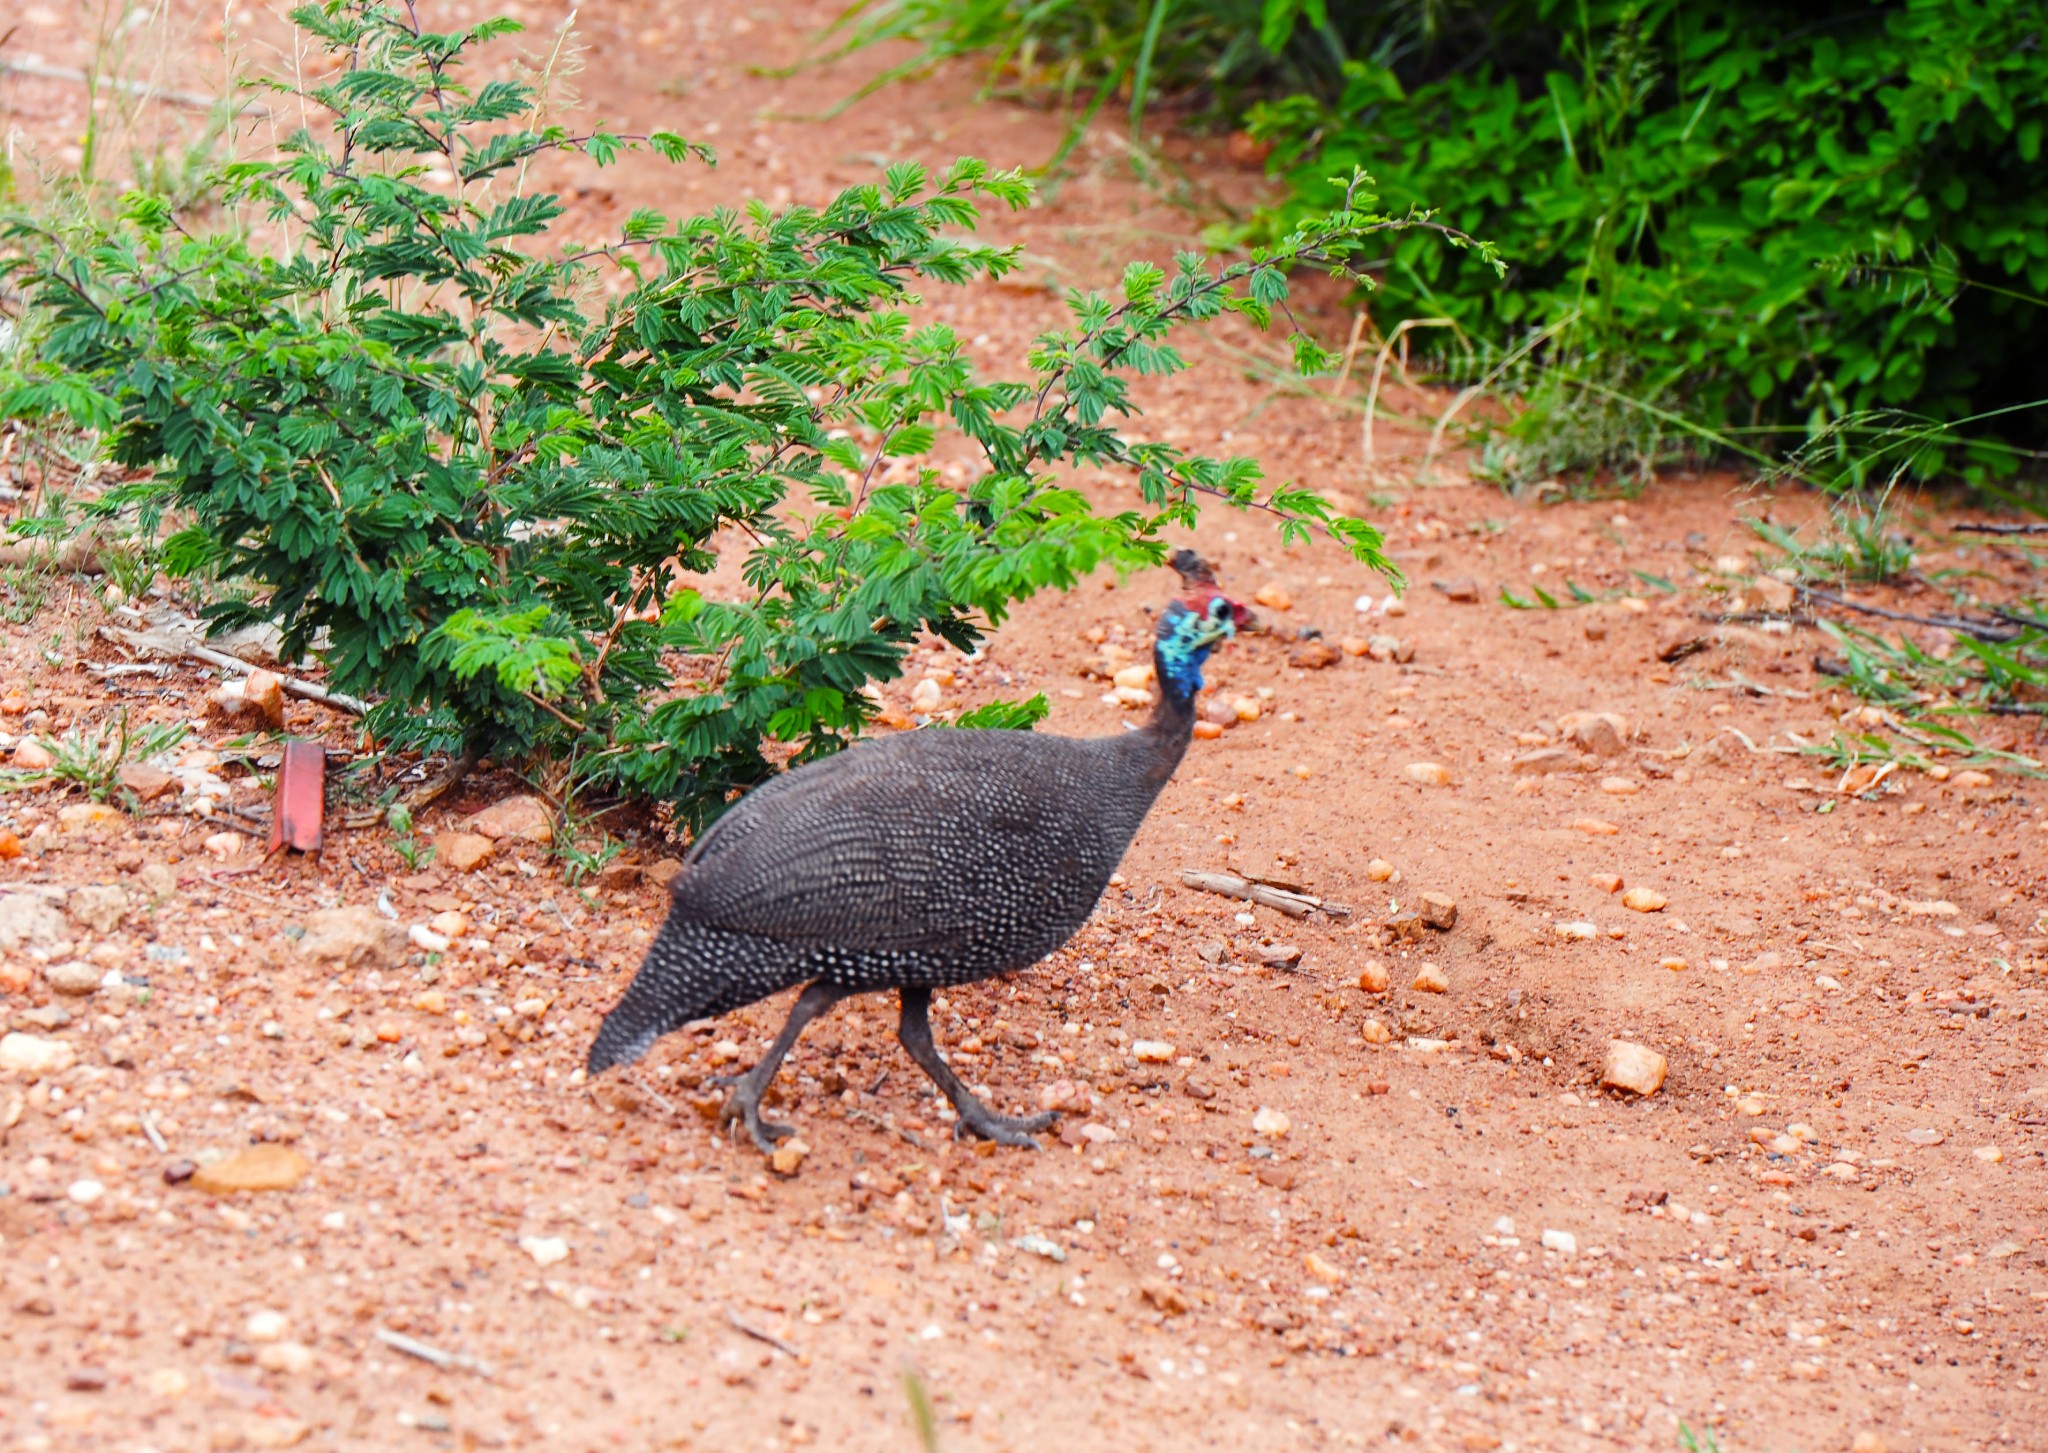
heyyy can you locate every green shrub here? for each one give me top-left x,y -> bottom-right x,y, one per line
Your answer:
0,2 -> 1469,827
838,0 -> 2048,488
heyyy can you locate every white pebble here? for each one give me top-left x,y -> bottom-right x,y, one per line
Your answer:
1541,1229 -> 1578,1255
244,1309 -> 289,1343
520,1235 -> 570,1267
408,924 -> 451,953
67,1179 -> 105,1205
1132,1040 -> 1175,1063
1253,1106 -> 1291,1138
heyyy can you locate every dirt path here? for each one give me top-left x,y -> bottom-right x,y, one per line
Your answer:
2,5 -> 2045,1452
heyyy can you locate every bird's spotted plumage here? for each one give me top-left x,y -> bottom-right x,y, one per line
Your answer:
588,572 -> 1241,1152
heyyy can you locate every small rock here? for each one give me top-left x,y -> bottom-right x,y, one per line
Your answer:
1253,584 -> 1292,611
1601,1041 -> 1668,1096
298,906 -> 405,968
1418,892 -> 1457,930
1507,754 -> 1581,774
1952,769 -> 1993,789
1038,1079 -> 1094,1113
1600,777 -> 1642,795
1559,711 -> 1629,757
1340,636 -> 1371,657
11,738 -> 53,770
189,1145 -> 311,1194
1132,1039 -> 1175,1063
409,924 -> 451,953
1404,762 -> 1452,787
1229,695 -> 1262,723
1365,858 -> 1396,882
1589,873 -> 1624,893
1360,1018 -> 1393,1045
1355,961 -> 1389,993
0,1032 -> 77,1075
644,859 -> 685,890
1191,720 -> 1225,741
1571,818 -> 1621,836
1432,578 -> 1480,603
65,884 -> 129,933
436,832 -> 496,873
1410,962 -> 1449,994
203,831 -> 243,860
1011,1234 -> 1066,1263
1250,943 -> 1301,968
1382,909 -> 1425,942
520,1235 -> 570,1266
1621,887 -> 1667,913
1303,1251 -> 1343,1285
116,762 -> 177,801
67,1178 -> 106,1204
1974,1146 -> 2004,1163
245,1309 -> 290,1343
58,802 -> 122,832
468,793 -> 556,844
1288,640 -> 1341,670
1179,1077 -> 1214,1102
1510,748 -> 1581,776
1554,921 -> 1599,941
1903,1128 -> 1944,1147
1140,1277 -> 1189,1315
1111,664 -> 1153,692
0,894 -> 70,952
1252,1106 -> 1291,1138
428,910 -> 470,938
255,1341 -> 316,1375
43,961 -> 102,996
1851,1433 -> 1886,1453
1540,1229 -> 1577,1255
770,1139 -> 809,1177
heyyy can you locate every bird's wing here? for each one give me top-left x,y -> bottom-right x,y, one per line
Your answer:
670,734 -> 1112,956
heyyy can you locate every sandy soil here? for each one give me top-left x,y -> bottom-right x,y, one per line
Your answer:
2,4 -> 2046,1452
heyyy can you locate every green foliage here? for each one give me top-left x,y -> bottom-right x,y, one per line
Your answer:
1244,0 -> 2048,481
1747,503 -> 1916,585
0,3 -> 1450,829
842,0 -> 2048,486
0,713 -> 189,801
947,694 -> 1051,729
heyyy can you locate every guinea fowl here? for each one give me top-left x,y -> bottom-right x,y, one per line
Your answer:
587,554 -> 1246,1151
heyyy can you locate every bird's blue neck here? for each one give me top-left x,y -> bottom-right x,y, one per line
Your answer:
1153,638 -> 1210,710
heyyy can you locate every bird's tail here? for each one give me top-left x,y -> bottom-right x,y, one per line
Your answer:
586,914 -> 802,1075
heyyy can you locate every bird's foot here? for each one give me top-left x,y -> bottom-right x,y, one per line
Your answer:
718,1093 -> 796,1155
952,1103 -> 1058,1150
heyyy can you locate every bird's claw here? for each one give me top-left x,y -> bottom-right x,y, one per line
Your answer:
953,1105 -> 1058,1149
718,1094 -> 795,1155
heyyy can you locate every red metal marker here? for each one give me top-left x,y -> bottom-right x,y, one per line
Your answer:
270,740 -> 326,855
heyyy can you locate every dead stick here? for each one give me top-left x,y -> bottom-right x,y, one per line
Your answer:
1792,584 -> 2020,644
1178,869 -> 1351,920
372,1325 -> 494,1378
98,625 -> 371,713
0,58 -> 270,116
1951,521 -> 2048,536
724,1309 -> 800,1358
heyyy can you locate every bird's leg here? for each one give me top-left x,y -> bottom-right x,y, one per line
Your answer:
896,986 -> 1058,1149
719,981 -> 850,1155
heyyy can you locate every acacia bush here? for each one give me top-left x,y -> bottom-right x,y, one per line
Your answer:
0,1 -> 1479,826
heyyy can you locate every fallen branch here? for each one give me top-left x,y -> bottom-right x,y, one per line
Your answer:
723,1309 -> 800,1359
1178,869 -> 1351,920
98,624 -> 370,713
372,1325 -> 494,1378
334,749 -> 478,831
1952,521 -> 2048,536
1793,583 -> 2021,643
0,58 -> 270,116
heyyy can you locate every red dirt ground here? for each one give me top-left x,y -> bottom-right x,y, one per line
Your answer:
2,5 -> 2045,1452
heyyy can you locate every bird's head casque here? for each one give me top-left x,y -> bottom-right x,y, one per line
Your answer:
1153,593 -> 1242,702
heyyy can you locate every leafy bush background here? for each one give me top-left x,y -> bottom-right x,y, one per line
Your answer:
844,0 -> 2048,488
1,2 -> 1450,825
